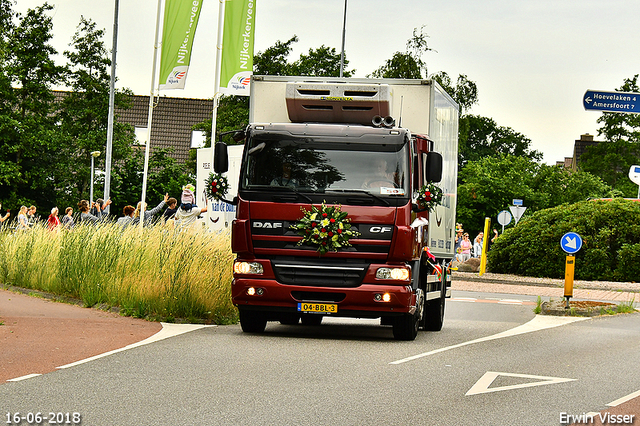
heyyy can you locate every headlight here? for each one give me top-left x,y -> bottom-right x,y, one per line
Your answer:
376,267 -> 410,281
233,261 -> 264,275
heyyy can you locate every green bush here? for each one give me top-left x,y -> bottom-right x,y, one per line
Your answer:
488,199 -> 640,282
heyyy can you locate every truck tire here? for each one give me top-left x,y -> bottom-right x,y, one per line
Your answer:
424,273 -> 446,331
392,294 -> 423,340
239,309 -> 267,333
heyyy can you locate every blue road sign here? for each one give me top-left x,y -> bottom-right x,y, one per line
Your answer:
561,232 -> 583,254
583,90 -> 640,114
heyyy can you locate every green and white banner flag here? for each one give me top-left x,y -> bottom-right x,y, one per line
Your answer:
219,0 -> 255,96
159,0 -> 204,90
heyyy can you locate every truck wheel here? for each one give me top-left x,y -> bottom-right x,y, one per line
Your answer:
239,309 -> 267,333
424,296 -> 445,331
300,314 -> 323,326
393,312 -> 419,340
392,293 -> 422,341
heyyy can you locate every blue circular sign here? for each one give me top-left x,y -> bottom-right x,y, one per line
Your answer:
561,232 -> 583,254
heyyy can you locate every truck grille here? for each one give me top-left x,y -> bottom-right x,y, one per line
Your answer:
272,259 -> 368,288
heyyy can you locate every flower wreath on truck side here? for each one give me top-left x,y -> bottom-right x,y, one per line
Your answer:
291,202 -> 361,255
204,172 -> 229,201
416,183 -> 444,212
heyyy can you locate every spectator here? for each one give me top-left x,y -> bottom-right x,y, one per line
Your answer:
61,207 -> 74,229
175,186 -> 207,231
473,232 -> 484,258
78,199 -> 112,224
27,205 -> 38,227
134,193 -> 169,226
458,233 -> 472,262
162,197 -> 178,222
117,205 -> 136,229
16,206 -> 29,230
0,202 -> 10,225
47,207 -> 61,231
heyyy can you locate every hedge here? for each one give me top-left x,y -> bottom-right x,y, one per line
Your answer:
488,199 -> 640,282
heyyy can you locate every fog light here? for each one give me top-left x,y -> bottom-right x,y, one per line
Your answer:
374,293 -> 392,302
376,267 -> 410,281
246,287 -> 264,296
234,261 -> 264,275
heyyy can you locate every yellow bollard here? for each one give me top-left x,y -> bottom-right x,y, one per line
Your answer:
479,217 -> 491,276
564,255 -> 575,308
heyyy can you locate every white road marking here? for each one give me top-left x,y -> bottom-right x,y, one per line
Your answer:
451,297 -> 477,302
389,315 -> 589,365
607,389 -> 640,407
57,323 -> 212,369
466,371 -> 576,396
7,373 -> 41,382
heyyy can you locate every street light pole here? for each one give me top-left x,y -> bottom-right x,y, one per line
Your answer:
339,0 -> 347,77
90,151 -> 101,205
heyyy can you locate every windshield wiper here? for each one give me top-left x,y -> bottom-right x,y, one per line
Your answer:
261,186 -> 313,203
324,189 -> 390,206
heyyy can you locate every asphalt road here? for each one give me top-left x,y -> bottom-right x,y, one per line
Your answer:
2,290 -> 639,426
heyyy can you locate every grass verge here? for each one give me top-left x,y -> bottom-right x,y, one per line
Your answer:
0,222 -> 237,324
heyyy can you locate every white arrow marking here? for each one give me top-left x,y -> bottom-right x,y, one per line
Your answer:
466,371 -> 576,396
565,236 -> 577,249
585,96 -> 593,104
389,315 -> 589,365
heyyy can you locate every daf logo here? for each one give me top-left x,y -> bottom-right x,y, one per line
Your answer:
369,226 -> 393,233
253,221 -> 283,229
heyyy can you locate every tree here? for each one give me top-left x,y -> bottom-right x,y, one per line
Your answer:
0,3 -> 65,209
430,72 -> 478,114
456,154 -> 611,236
458,115 -> 542,169
56,16 -> 135,208
369,26 -> 432,79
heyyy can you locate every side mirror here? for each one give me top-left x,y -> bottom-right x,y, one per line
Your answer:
425,151 -> 443,183
214,142 -> 229,173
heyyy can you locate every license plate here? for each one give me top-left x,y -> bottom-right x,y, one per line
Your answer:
297,302 -> 338,314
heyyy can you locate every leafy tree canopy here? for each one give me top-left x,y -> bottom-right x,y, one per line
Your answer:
457,154 -> 612,236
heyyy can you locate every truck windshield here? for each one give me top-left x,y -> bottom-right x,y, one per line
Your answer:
241,133 -> 409,198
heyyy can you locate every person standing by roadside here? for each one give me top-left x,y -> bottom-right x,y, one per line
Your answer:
78,199 -> 112,224
47,207 -> 61,231
16,206 -> 29,230
61,207 -> 74,229
162,197 -> 178,222
174,186 -> 207,231
473,232 -> 484,258
0,203 -> 10,226
117,206 -> 136,229
27,206 -> 38,227
134,193 -> 169,226
458,233 -> 472,262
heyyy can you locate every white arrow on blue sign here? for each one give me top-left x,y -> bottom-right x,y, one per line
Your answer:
583,90 -> 640,114
561,232 -> 583,254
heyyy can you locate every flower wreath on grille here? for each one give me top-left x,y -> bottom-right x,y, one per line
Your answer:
416,183 -> 443,211
291,202 -> 360,255
204,172 -> 229,201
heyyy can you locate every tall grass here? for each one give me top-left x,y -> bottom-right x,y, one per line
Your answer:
0,222 -> 237,324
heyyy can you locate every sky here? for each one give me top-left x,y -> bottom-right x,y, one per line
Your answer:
13,0 -> 640,165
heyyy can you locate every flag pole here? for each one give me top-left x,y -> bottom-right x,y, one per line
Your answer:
140,0 -> 164,230
211,0 -> 225,159
104,0 -> 119,214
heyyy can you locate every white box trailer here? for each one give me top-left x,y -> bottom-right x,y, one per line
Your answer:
249,75 -> 459,258
196,145 -> 243,232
